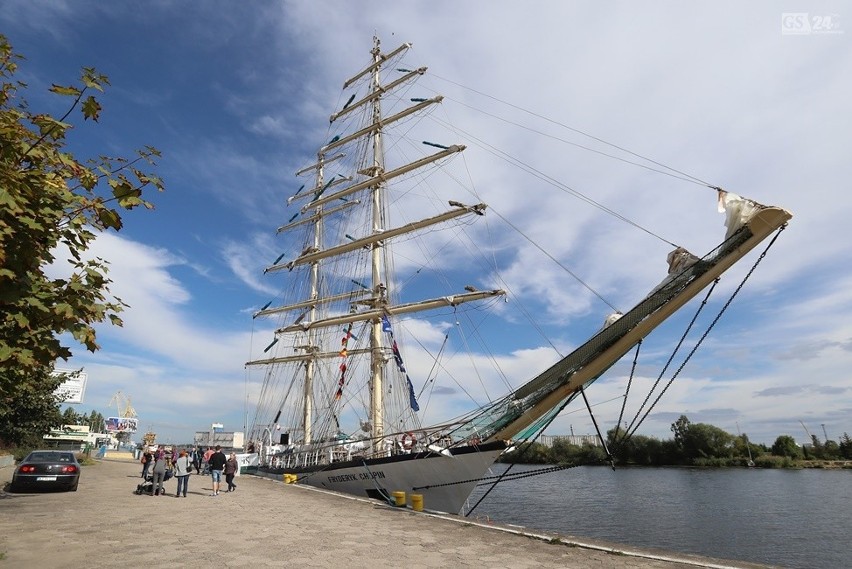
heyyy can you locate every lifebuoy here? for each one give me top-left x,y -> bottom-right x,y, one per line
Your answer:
401,432 -> 416,450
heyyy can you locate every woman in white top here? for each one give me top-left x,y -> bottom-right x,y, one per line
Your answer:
173,449 -> 192,497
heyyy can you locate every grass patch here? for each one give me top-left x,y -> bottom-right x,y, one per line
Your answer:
77,454 -> 97,466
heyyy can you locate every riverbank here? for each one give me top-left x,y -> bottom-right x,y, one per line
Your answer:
501,458 -> 852,469
799,460 -> 852,469
0,459 -> 778,568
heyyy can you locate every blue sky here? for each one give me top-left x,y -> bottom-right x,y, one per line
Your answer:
2,2 -> 849,446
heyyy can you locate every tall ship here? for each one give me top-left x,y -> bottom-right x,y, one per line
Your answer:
245,37 -> 792,515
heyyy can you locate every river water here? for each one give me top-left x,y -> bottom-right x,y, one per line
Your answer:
466,464 -> 849,569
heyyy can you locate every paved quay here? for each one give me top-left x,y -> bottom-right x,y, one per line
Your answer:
0,459 -> 778,568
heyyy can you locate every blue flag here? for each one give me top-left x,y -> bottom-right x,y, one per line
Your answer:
382,316 -> 419,412
406,375 -> 420,412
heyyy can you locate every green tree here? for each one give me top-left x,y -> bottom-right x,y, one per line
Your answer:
549,437 -> 575,462
683,423 -> 735,462
821,439 -> 840,460
93,411 -> 105,432
803,435 -> 823,460
499,442 -> 550,464
0,368 -> 64,447
573,442 -> 608,464
0,35 -> 162,447
608,427 -> 667,466
733,433 -> 760,463
839,433 -> 852,460
771,435 -> 801,459
658,438 -> 681,464
671,415 -> 691,449
81,409 -> 105,432
669,415 -> 735,464
60,406 -> 80,426
625,434 -> 666,465
546,438 -> 609,465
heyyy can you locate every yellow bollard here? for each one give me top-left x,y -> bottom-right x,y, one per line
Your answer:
391,491 -> 406,507
410,493 -> 423,512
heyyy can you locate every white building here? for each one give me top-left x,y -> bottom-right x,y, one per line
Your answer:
538,434 -> 602,448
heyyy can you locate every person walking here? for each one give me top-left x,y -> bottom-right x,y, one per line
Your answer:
173,449 -> 192,497
208,445 -> 227,496
150,445 -> 167,496
224,452 -> 239,492
202,446 -> 214,475
140,449 -> 153,479
192,446 -> 202,474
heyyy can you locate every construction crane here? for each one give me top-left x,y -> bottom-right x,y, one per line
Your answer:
106,391 -> 140,442
799,420 -> 818,445
109,391 -> 137,418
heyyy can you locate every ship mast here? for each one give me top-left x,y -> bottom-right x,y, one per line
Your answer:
247,37 -> 507,454
368,35 -> 386,454
302,156 -> 324,445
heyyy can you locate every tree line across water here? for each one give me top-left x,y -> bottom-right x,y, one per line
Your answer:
502,415 -> 852,468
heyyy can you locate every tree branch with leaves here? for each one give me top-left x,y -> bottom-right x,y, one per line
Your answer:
0,35 -> 164,447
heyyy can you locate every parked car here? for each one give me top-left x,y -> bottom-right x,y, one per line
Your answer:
10,450 -> 81,492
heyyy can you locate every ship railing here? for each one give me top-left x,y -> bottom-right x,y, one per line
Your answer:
381,424 -> 481,454
264,423 -> 483,468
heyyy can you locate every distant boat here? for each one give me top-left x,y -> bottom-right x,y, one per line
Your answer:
244,37 -> 791,514
738,422 -> 756,467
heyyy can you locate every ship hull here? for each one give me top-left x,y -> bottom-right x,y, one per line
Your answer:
254,440 -> 507,515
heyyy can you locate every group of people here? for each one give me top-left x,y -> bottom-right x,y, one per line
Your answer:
140,444 -> 239,497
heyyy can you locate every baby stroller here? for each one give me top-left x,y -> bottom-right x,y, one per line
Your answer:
135,469 -> 174,495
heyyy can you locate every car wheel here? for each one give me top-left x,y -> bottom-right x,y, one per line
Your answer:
71,481 -> 79,492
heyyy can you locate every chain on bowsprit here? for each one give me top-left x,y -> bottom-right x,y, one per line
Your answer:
458,225 -> 788,515
618,224 -> 788,444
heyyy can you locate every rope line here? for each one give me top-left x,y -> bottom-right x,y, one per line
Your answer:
490,207 -> 620,313
431,73 -> 717,188
620,279 -> 718,442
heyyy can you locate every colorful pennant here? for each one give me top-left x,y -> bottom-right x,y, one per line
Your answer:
381,315 -> 420,412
